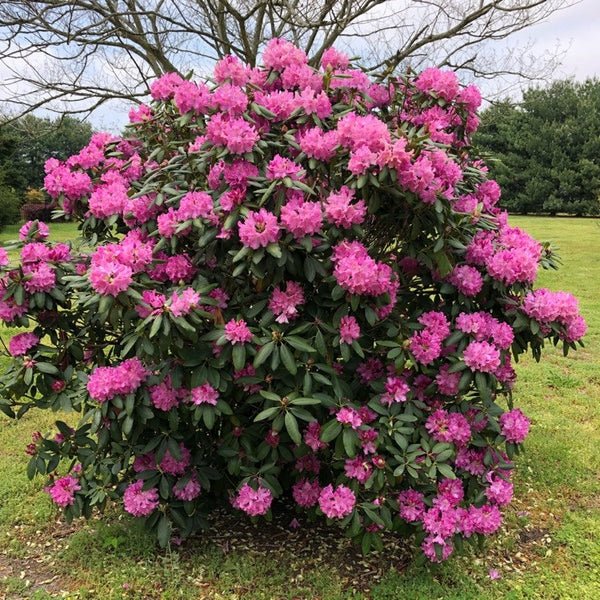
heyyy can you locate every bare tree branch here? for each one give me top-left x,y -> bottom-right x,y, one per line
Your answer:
0,0 -> 578,123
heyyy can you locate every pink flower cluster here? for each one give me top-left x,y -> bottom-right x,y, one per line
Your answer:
9,332 -> 40,356
410,311 -> 451,365
86,357 -> 149,402
339,315 -> 360,345
123,480 -> 160,517
45,474 -> 81,507
499,408 -> 530,443
224,318 -> 253,344
425,409 -> 472,446
318,484 -> 356,519
238,208 -> 280,249
332,241 -> 396,298
269,281 -> 305,323
232,482 -> 273,516
522,289 -> 586,342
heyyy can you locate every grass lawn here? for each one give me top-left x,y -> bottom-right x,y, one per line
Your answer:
0,217 -> 599,599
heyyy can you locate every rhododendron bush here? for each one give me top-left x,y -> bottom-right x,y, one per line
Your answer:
0,39 -> 586,562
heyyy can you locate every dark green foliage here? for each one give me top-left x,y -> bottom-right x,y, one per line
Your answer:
474,79 -> 600,216
0,114 -> 93,197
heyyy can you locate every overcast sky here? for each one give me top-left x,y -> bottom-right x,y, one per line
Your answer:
4,0 -> 597,132
516,0 -> 600,82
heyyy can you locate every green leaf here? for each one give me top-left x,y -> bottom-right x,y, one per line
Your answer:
285,336 -> 316,353
289,407 -> 314,422
342,428 -> 357,457
253,341 -> 274,368
362,505 -> 385,526
35,362 -> 59,375
149,315 -> 163,338
290,397 -> 321,406
284,412 -> 301,444
259,390 -> 281,402
156,515 -> 171,547
232,344 -> 246,371
320,419 -> 342,443
254,407 -> 280,422
314,330 -> 327,358
279,343 -> 297,375
436,463 -> 456,479
266,243 -> 282,259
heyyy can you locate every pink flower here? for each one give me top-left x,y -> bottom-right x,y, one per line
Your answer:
324,186 -> 367,228
136,290 -> 166,318
344,456 -> 373,484
295,453 -> 321,474
45,474 -> 81,507
410,329 -> 443,365
489,569 -> 501,580
238,208 -> 280,249
190,383 -> 219,406
292,478 -> 321,508
262,38 -> 308,71
214,55 -> 251,86
398,489 -> 425,522
269,281 -> 305,323
485,472 -> 514,506
421,534 -> 454,563
463,341 -> 501,373
159,444 -> 191,475
86,357 -> 149,402
19,220 -> 50,241
177,191 -> 215,221
499,408 -> 530,443
438,478 -> 464,506
206,113 -> 259,154
123,480 -> 159,517
297,127 -> 338,161
435,365 -> 461,396
169,288 -> 200,317
224,318 -> 253,345
318,484 -> 356,519
380,375 -> 410,405
266,154 -> 304,180
232,482 -> 273,516
173,473 -> 202,501
356,358 -> 384,384
89,260 -> 133,296
149,378 -> 180,411
470,504 -> 502,535
415,67 -> 460,102
321,47 -> 350,70
150,72 -> 183,100
165,254 -> 196,283
339,315 -> 360,345
22,262 -> 56,293
332,241 -> 395,297
279,196 -> 323,239
9,332 -> 40,356
336,406 -> 363,429
303,421 -> 327,452
448,265 -> 483,297
425,409 -> 471,446
0,248 -> 8,267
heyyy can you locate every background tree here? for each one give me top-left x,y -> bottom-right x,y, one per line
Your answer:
474,79 -> 600,216
0,0 -> 574,121
0,115 -> 93,194
0,114 -> 93,229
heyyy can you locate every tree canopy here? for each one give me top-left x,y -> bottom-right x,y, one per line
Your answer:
474,79 -> 600,216
0,115 -> 94,196
0,0 -> 575,120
